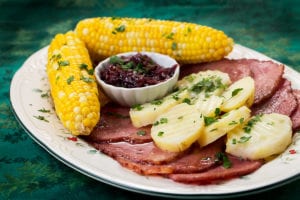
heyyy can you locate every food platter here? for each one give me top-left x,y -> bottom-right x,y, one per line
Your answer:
10,44 -> 300,198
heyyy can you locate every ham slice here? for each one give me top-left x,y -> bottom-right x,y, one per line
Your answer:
252,79 -> 297,116
168,155 -> 263,184
112,139 -> 224,175
291,90 -> 300,130
92,141 -> 181,165
248,60 -> 284,104
85,103 -> 152,144
180,58 -> 252,82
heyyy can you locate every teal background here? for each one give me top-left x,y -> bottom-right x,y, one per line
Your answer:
1,0 -> 300,199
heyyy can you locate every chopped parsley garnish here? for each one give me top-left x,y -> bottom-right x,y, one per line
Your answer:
108,55 -> 147,73
178,116 -> 184,120
80,76 -> 94,83
160,117 -> 168,124
51,54 -> 62,61
239,117 -> 245,124
214,107 -> 221,116
41,92 -> 49,98
182,98 -> 191,105
109,56 -> 124,64
33,88 -> 43,93
171,42 -> 177,50
204,116 -> 218,126
157,131 -> 164,137
191,76 -> 226,94
33,115 -> 49,122
232,135 -> 252,144
166,32 -> 175,40
114,25 -> 126,33
151,99 -> 163,105
67,75 -> 74,85
38,108 -> 50,113
232,88 -> 243,97
172,93 -> 180,101
153,117 -> 169,126
243,114 -> 263,133
229,120 -> 238,125
137,130 -> 146,136
239,135 -> 252,143
79,63 -> 94,75
58,60 -> 69,67
184,74 -> 195,83
132,104 -> 144,111
184,27 -> 192,36
215,152 -> 232,169
79,63 -> 88,70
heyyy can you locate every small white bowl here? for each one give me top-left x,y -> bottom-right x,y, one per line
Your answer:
94,52 -> 180,107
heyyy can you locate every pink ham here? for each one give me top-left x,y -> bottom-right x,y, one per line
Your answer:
291,90 -> 300,130
252,79 -> 297,116
92,141 -> 182,165
248,60 -> 284,104
168,155 -> 263,184
112,139 -> 224,175
180,59 -> 252,82
85,103 -> 152,144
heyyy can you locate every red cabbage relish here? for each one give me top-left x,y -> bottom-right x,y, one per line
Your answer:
99,53 -> 178,88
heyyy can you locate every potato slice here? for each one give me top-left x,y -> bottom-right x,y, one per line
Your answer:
176,70 -> 231,97
151,103 -> 204,152
130,89 -> 190,128
198,106 -> 251,147
221,76 -> 255,112
195,95 -> 223,117
226,113 -> 292,160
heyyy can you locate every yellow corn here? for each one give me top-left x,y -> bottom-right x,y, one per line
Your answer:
75,17 -> 234,64
47,31 -> 100,136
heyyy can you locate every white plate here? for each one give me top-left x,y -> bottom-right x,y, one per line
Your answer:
10,44 -> 300,198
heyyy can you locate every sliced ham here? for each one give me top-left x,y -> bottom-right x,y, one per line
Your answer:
248,60 -> 284,104
85,103 -> 152,144
112,139 -> 224,175
181,59 -> 284,105
291,90 -> 300,130
92,141 -> 182,165
252,79 -> 297,116
168,155 -> 263,184
180,58 -> 252,82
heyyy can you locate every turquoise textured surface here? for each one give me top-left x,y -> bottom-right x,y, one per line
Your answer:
1,0 -> 300,199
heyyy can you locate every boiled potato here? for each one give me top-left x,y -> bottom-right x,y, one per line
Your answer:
151,103 -> 204,152
130,89 -> 189,128
198,106 -> 251,147
226,113 -> 292,160
176,70 -> 231,97
195,95 -> 223,117
221,76 -> 255,112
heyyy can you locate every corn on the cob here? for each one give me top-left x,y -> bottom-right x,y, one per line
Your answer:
47,31 -> 100,136
75,17 -> 234,64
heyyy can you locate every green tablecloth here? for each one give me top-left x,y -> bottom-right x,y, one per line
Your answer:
1,0 -> 300,199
